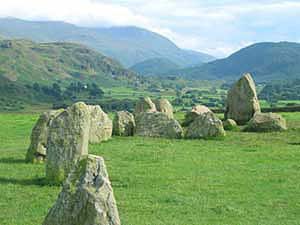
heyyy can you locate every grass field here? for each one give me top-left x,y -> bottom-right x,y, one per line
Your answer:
1,112 -> 300,224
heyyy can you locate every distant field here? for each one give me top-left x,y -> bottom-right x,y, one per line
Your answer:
0,112 -> 300,224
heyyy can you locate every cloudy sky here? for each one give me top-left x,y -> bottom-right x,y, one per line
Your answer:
0,0 -> 299,57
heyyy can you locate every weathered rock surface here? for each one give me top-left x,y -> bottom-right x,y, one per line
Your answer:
43,155 -> 121,225
134,97 -> 156,114
25,109 -> 63,163
244,112 -> 287,132
183,105 -> 212,126
223,119 -> 238,131
135,112 -> 183,139
225,73 -> 261,125
186,112 -> 226,139
88,105 -> 112,144
154,99 -> 174,118
113,111 -> 135,136
46,102 -> 90,184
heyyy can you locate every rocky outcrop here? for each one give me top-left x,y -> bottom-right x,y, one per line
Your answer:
134,97 -> 157,114
154,99 -> 174,119
244,112 -> 287,132
46,102 -> 90,184
88,105 -> 112,144
43,155 -> 121,225
223,119 -> 238,131
225,73 -> 261,125
183,105 -> 212,126
25,109 -> 63,163
113,111 -> 135,136
186,112 -> 225,139
135,112 -> 183,139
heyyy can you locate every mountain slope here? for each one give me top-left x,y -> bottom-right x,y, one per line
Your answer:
0,18 -> 215,67
0,39 -> 137,86
177,42 -> 300,81
130,58 -> 181,76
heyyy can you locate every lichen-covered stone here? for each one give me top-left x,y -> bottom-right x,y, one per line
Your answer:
46,102 -> 90,184
113,111 -> 135,136
88,105 -> 112,144
134,97 -> 156,114
135,112 -> 183,139
186,112 -> 226,139
25,109 -> 63,163
153,99 -> 174,119
244,112 -> 287,132
223,119 -> 238,131
43,155 -> 121,225
225,73 -> 261,125
183,105 -> 212,126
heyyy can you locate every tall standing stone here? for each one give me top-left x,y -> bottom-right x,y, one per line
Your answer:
25,109 -> 63,163
113,111 -> 135,136
154,99 -> 174,119
225,73 -> 261,125
46,102 -> 90,184
88,105 -> 112,144
134,97 -> 157,114
43,155 -> 121,225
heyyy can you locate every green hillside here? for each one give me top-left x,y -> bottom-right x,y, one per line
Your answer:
0,18 -> 215,67
0,39 -> 136,85
130,57 -> 181,76
177,42 -> 300,81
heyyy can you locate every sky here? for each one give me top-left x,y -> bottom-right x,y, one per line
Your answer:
0,0 -> 299,57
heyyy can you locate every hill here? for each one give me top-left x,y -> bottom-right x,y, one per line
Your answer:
176,42 -> 300,81
130,58 -> 181,76
0,18 -> 215,67
0,39 -> 137,86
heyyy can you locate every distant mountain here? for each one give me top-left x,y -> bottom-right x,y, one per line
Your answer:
0,18 -> 215,67
130,58 -> 181,76
176,42 -> 300,81
0,39 -> 137,87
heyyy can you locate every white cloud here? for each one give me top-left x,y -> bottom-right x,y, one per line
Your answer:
0,0 -> 299,57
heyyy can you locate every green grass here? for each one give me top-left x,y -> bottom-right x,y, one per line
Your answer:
0,112 -> 300,224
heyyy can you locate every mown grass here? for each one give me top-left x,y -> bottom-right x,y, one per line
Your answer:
0,112 -> 300,224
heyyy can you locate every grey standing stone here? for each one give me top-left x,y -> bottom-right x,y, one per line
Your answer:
135,112 -> 183,139
25,109 -> 63,163
113,111 -> 135,136
225,73 -> 261,125
244,112 -> 287,132
186,112 -> 226,139
183,105 -> 212,126
46,102 -> 90,184
154,99 -> 174,119
134,97 -> 157,114
88,105 -> 112,144
43,154 -> 121,225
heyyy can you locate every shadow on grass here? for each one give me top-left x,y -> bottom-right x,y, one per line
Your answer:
0,157 -> 25,164
0,177 -> 49,186
288,142 -> 300,146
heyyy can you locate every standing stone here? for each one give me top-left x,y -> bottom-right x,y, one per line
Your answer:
134,97 -> 156,114
88,105 -> 112,144
244,112 -> 287,132
135,112 -> 183,139
25,109 -> 63,163
186,112 -> 226,139
43,155 -> 121,225
46,102 -> 90,184
183,105 -> 212,126
154,99 -> 174,119
113,111 -> 135,136
225,73 -> 261,125
223,119 -> 238,131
